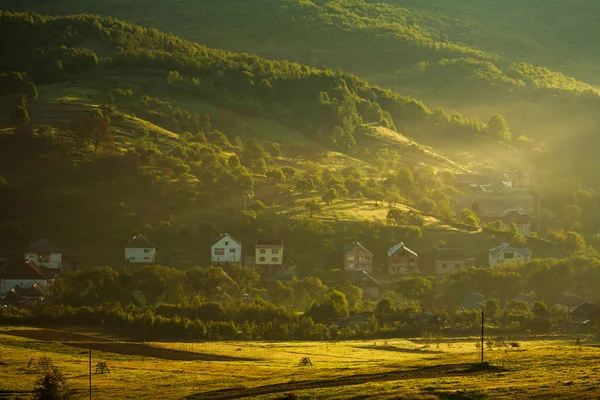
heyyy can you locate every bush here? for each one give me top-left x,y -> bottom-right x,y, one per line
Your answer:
34,369 -> 73,400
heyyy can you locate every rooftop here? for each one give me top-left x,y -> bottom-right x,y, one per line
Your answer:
345,242 -> 373,255
255,240 -> 284,247
489,243 -> 532,258
213,233 -> 242,247
25,239 -> 61,254
126,234 -> 155,248
387,242 -> 418,258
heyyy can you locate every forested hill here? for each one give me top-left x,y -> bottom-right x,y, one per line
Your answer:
6,0 -> 600,156
0,10 -> 503,149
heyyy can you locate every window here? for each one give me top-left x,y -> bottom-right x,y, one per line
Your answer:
144,257 -> 150,260
229,248 -> 237,253
347,263 -> 355,269
37,254 -> 50,262
259,257 -> 266,262
272,257 -> 279,263
272,249 -> 280,255
504,252 -> 514,259
214,248 -> 225,255
347,255 -> 355,261
259,249 -> 266,254
144,249 -> 151,253
129,256 -> 136,260
225,241 -> 229,246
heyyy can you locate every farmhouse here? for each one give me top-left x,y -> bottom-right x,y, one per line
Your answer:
434,248 -> 474,276
344,242 -> 373,273
353,271 -> 380,300
387,242 -> 418,276
125,234 -> 157,264
571,303 -> 600,325
0,260 -> 56,297
0,284 -> 46,307
499,208 -> 532,236
488,243 -> 532,266
255,240 -> 284,266
25,239 -> 62,270
458,292 -> 486,310
211,233 -> 242,265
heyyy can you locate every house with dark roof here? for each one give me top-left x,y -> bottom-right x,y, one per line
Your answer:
1,284 -> 46,307
488,243 -> 532,266
555,292 -> 585,311
344,242 -> 373,273
211,233 -> 242,265
499,208 -> 532,236
0,260 -> 56,296
25,239 -> 62,270
353,271 -> 380,300
125,234 -> 157,264
387,242 -> 418,276
458,292 -> 486,310
571,303 -> 600,325
434,248 -> 475,276
511,293 -> 537,307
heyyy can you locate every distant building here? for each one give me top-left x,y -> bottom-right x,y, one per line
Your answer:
25,239 -> 62,270
555,292 -> 585,312
499,208 -> 532,236
507,170 -> 530,190
458,292 -> 486,310
211,233 -> 242,265
434,248 -> 475,276
255,240 -> 284,266
387,242 -> 418,276
488,243 -> 531,266
353,271 -> 380,300
125,234 -> 157,264
1,284 -> 46,307
0,260 -> 56,297
344,242 -> 373,273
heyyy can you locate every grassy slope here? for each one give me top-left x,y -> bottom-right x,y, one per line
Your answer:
1,330 -> 599,399
7,0 -> 599,157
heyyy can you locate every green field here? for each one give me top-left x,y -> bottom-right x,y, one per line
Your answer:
1,328 -> 599,399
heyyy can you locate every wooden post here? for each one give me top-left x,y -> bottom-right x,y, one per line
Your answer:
89,344 -> 92,400
481,310 -> 485,364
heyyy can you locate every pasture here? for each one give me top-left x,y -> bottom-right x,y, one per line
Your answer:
0,327 -> 599,399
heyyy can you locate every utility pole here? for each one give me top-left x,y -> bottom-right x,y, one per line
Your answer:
89,344 -> 92,400
481,310 -> 485,364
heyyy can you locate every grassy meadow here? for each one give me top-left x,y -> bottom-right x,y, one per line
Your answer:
1,328 -> 599,399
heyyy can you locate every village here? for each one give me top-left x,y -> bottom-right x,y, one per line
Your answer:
1,168 -> 598,328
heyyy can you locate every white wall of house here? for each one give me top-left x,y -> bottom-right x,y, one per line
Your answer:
435,260 -> 465,276
125,247 -> 156,264
211,236 -> 242,264
255,247 -> 283,265
1,279 -> 48,296
24,253 -> 61,270
489,251 -> 531,266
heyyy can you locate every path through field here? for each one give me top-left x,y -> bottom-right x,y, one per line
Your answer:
184,363 -> 502,400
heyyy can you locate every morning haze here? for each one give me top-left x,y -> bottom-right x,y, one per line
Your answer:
0,1 -> 599,399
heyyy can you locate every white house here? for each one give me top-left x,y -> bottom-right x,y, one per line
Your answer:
255,240 -> 284,265
24,239 -> 62,270
0,260 -> 55,296
125,234 -> 157,264
211,233 -> 242,264
488,243 -> 532,266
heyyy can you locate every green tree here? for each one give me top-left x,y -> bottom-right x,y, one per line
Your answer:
305,200 -> 322,217
488,113 -> 511,142
322,188 -> 339,205
34,369 -> 73,400
9,106 -> 29,126
485,298 -> 500,319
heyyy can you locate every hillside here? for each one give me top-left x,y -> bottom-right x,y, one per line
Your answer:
1,11 -> 535,270
7,0 -> 600,179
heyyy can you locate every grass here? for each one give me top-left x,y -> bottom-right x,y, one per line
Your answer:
1,329 -> 599,399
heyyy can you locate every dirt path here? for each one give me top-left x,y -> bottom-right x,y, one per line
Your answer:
183,363 -> 503,400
